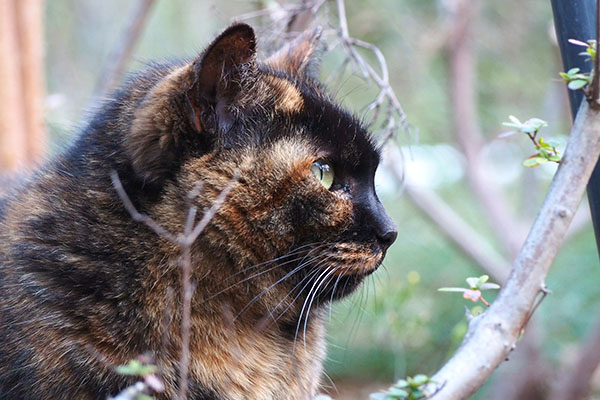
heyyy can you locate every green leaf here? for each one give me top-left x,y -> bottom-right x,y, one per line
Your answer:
476,275 -> 489,287
549,154 -> 562,162
567,67 -> 581,75
370,394 -> 388,400
508,115 -> 521,124
538,139 -> 554,150
394,380 -> 409,388
572,73 -> 591,80
471,305 -> 485,316
523,156 -> 548,168
388,388 -> 409,397
518,125 -> 536,133
501,122 -> 521,129
412,374 -> 429,386
411,390 -> 425,399
438,287 -> 467,292
466,277 -> 479,289
527,118 -> 548,128
568,79 -> 588,90
545,139 -> 560,148
116,360 -> 157,377
480,282 -> 501,290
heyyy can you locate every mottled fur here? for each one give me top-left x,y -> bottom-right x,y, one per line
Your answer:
0,24 -> 396,399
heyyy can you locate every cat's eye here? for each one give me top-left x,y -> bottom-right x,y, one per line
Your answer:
311,160 -> 334,190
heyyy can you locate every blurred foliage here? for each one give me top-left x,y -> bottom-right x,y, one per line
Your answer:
44,1 -> 599,398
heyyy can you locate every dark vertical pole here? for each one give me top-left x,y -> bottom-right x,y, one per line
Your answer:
551,0 -> 600,259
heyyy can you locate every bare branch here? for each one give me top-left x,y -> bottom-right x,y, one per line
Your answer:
427,99 -> 600,399
445,0 -> 527,259
176,242 -> 194,400
286,0 -> 317,32
110,171 -> 178,243
184,171 -> 239,246
111,170 -> 236,400
234,0 -> 327,53
333,0 -> 409,142
176,172 -> 237,400
91,0 -> 156,104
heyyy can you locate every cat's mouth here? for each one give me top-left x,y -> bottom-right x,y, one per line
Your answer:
319,241 -> 384,277
294,241 -> 385,301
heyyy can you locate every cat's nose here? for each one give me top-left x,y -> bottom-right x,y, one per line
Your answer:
368,197 -> 397,251
377,228 -> 398,250
361,189 -> 397,251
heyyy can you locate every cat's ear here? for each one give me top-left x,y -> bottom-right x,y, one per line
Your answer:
187,23 -> 257,134
127,23 -> 256,185
265,27 -> 322,79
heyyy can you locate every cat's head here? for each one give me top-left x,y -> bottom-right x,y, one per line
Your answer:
126,23 -> 396,305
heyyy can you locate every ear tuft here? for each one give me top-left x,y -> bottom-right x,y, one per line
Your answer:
265,27 -> 322,78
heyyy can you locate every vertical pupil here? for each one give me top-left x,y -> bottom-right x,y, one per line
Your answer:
319,165 -> 324,180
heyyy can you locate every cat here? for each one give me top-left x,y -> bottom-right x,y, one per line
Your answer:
0,23 -> 397,400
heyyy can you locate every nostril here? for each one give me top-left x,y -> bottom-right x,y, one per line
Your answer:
377,229 -> 398,249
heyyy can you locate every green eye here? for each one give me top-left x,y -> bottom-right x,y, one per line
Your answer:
311,160 -> 334,189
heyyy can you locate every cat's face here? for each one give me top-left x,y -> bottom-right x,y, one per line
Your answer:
128,24 -> 396,309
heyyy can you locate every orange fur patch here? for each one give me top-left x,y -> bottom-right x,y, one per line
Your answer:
266,76 -> 304,113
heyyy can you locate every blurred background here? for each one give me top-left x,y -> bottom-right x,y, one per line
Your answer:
2,0 -> 599,399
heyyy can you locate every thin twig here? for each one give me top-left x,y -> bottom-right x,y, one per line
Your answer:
332,0 -> 410,142
110,171 -> 178,243
110,170 -> 237,400
445,0 -> 526,259
184,171 -> 239,246
91,0 -> 156,106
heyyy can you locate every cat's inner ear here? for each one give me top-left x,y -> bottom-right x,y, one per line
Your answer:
265,27 -> 322,79
187,23 -> 257,133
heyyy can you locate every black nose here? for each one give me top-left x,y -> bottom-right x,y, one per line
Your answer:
369,197 -> 397,251
362,190 -> 397,251
377,228 -> 398,250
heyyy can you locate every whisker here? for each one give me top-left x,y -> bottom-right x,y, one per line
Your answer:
266,257 -> 333,324
328,271 -> 345,321
267,252 -> 339,327
292,263 -> 334,351
225,242 -> 329,281
232,252 -> 334,323
303,266 -> 340,348
201,245 -> 330,305
294,265 -> 336,351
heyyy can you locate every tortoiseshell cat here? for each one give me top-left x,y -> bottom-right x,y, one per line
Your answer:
0,24 -> 396,399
